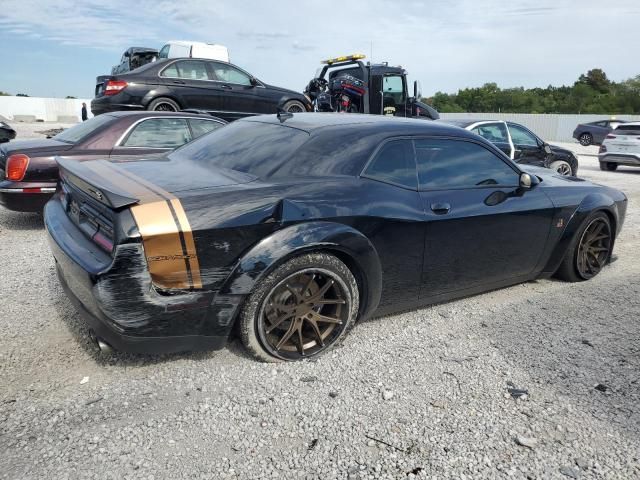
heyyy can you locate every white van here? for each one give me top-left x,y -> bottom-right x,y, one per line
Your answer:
158,41 -> 230,62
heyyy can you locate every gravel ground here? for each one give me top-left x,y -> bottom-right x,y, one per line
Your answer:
0,130 -> 639,479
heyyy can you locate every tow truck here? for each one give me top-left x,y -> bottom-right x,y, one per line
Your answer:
304,54 -> 439,120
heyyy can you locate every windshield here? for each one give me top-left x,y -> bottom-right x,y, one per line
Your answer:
53,115 -> 115,144
169,121 -> 310,178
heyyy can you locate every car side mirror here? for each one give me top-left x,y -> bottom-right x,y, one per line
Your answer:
249,77 -> 259,87
519,172 -> 539,189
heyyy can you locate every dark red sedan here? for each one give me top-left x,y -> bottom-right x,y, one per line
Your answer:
0,111 -> 225,212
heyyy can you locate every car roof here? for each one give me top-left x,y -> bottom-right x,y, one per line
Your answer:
241,113 -> 476,138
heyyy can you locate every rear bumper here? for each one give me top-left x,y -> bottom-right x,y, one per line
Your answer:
599,153 -> 640,165
0,181 -> 56,211
91,97 -> 145,115
55,264 -> 227,354
44,195 -> 232,354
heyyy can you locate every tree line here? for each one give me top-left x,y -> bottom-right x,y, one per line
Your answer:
425,69 -> 640,115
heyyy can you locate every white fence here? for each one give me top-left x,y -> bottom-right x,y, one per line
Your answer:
1,96 -> 639,140
0,96 -> 92,123
439,113 -> 640,143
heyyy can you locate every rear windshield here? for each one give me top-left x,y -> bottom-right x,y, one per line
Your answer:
53,115 -> 115,144
613,124 -> 640,135
169,120 -> 375,179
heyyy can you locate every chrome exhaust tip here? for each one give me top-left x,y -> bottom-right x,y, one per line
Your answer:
96,337 -> 113,354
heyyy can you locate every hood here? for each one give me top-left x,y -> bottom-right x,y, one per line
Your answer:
57,156 -> 256,209
1,138 -> 74,155
264,83 -> 308,99
519,164 -> 588,186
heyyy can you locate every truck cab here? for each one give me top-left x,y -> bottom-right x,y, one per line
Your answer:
305,54 -> 439,120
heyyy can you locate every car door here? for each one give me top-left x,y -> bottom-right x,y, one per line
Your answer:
470,122 -> 513,158
208,61 -> 262,118
110,117 -> 192,157
159,60 -> 224,111
415,137 -> 554,297
507,122 -> 547,167
359,138 -> 425,310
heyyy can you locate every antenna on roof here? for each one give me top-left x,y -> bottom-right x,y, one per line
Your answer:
276,108 -> 293,122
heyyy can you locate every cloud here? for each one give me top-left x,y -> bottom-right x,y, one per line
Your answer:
1,0 -> 640,97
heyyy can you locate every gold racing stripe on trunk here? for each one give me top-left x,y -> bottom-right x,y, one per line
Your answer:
170,198 -> 203,289
130,200 -> 194,289
108,165 -> 203,290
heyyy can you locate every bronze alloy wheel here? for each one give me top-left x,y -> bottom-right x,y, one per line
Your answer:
257,268 -> 350,360
576,217 -> 612,279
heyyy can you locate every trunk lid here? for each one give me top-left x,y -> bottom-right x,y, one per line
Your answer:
0,139 -> 74,170
56,156 -> 256,209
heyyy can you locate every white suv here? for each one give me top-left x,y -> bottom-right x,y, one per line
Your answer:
599,122 -> 640,171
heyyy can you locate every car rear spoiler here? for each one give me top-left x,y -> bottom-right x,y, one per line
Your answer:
56,157 -> 140,209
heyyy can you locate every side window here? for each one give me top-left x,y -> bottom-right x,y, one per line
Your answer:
189,119 -> 223,139
210,62 -> 251,85
382,76 -> 405,105
508,124 -> 538,146
363,140 -> 416,189
471,123 -> 509,143
122,118 -> 192,148
161,63 -> 179,78
594,121 -> 608,127
161,61 -> 210,80
415,139 -> 519,190
158,45 -> 170,59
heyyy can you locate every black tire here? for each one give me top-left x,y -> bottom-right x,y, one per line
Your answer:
578,133 -> 593,146
239,252 -> 359,362
147,97 -> 180,112
600,162 -> 618,171
282,99 -> 306,113
555,212 -> 613,282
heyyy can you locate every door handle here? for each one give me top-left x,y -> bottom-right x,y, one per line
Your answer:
430,203 -> 451,215
220,84 -> 232,89
172,80 -> 186,85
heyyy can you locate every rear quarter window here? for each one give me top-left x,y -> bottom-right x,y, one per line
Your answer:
169,122 -> 377,179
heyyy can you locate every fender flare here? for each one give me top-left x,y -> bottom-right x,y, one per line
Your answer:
221,221 -> 382,320
542,193 -> 619,274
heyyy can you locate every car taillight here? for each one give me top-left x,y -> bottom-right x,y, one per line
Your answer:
606,134 -> 616,139
599,145 -> 607,153
104,80 -> 128,96
5,154 -> 30,181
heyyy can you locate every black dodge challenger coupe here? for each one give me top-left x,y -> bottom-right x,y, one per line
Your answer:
44,113 -> 627,362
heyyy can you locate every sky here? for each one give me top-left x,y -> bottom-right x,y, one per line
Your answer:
1,0 -> 639,99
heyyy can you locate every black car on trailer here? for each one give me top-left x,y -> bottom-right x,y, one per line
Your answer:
91,58 -> 311,122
